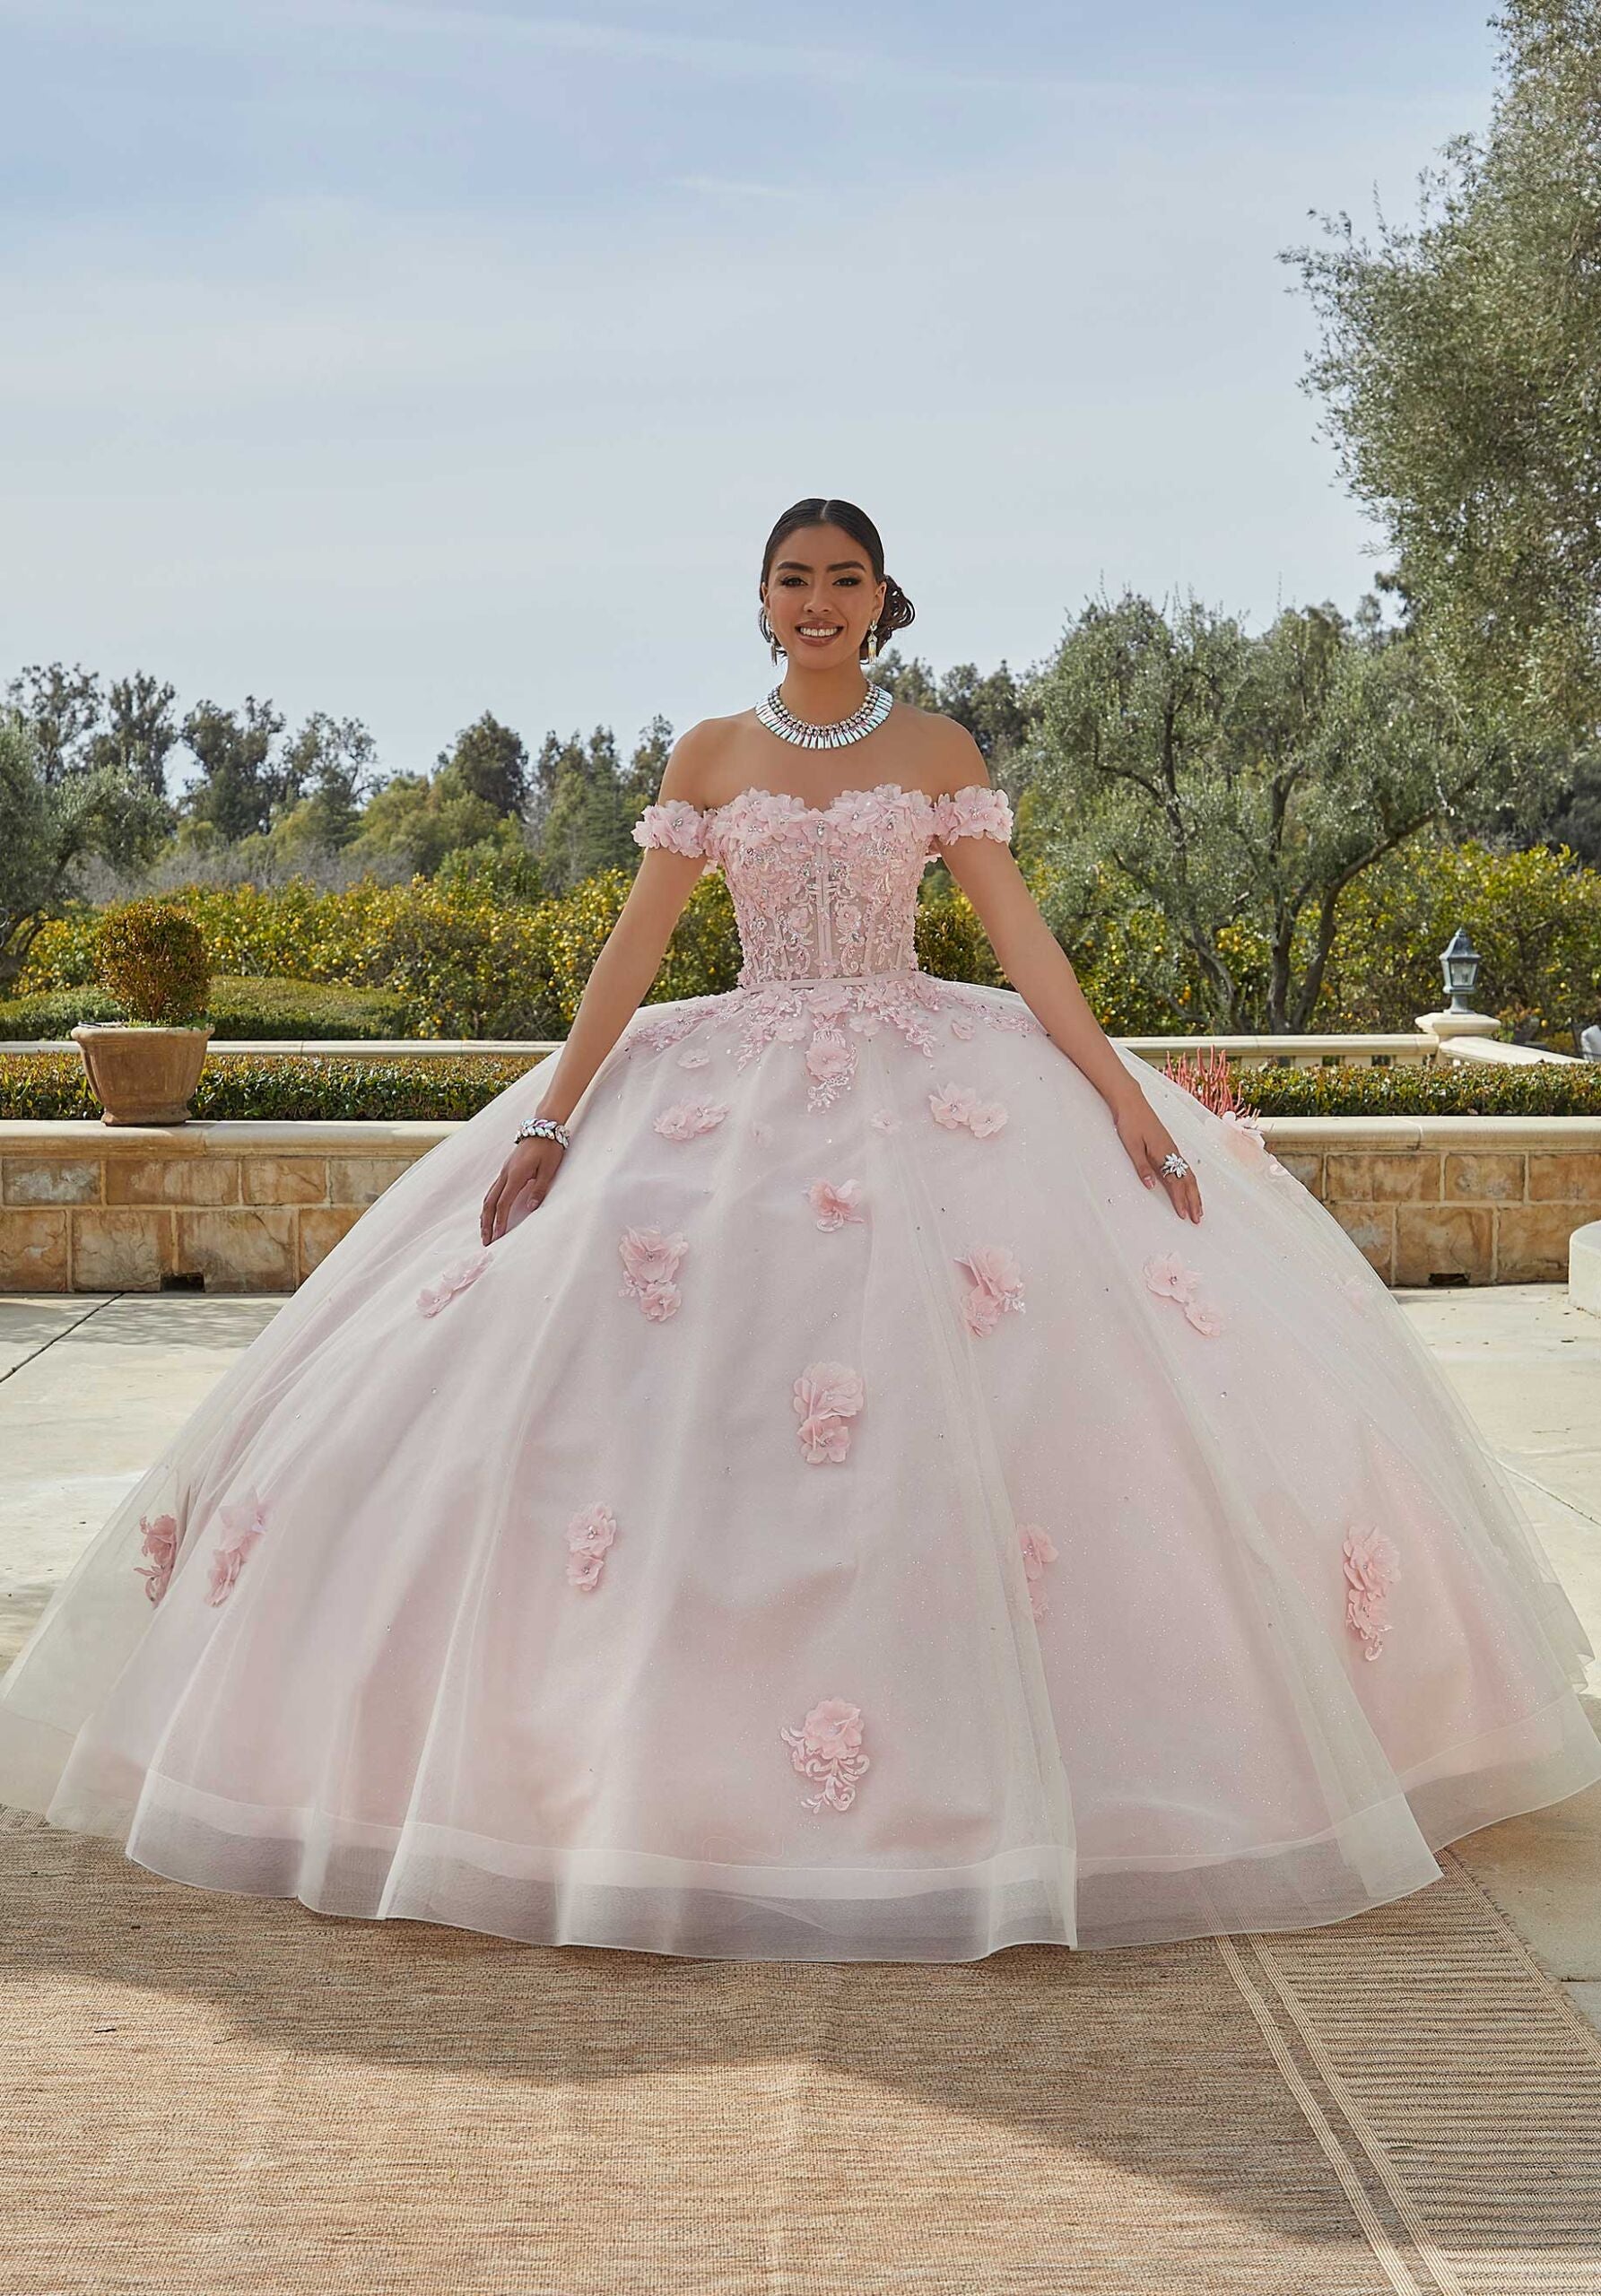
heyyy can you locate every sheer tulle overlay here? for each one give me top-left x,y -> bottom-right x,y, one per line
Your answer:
1,779 -> 1597,1961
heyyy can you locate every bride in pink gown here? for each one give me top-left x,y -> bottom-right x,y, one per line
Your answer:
1,496 -> 1597,1962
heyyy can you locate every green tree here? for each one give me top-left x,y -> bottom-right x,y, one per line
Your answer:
278,713 -> 379,850
1284,0 -> 1601,743
180,697 -> 289,842
0,712 -> 170,985
536,726 -> 642,892
1027,593 -> 1516,1033
349,766 -> 504,877
437,711 -> 529,816
92,674 -> 180,800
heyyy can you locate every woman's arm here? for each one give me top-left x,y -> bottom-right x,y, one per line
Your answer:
929,725 -> 1204,1223
480,726 -> 714,1241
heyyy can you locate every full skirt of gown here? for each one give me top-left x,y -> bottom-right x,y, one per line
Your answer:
1,966 -> 1597,1961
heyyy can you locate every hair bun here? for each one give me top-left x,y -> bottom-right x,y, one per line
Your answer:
877,575 -> 916,639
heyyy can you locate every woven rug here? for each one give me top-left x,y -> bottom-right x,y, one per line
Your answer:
3,1810 -> 1599,2296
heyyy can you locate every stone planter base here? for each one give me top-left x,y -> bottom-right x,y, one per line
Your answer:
70,1024 -> 213,1126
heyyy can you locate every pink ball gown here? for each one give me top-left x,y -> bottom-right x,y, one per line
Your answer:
1,778 -> 1597,1961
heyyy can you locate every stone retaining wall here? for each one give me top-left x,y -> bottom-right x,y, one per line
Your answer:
0,1116 -> 1597,1292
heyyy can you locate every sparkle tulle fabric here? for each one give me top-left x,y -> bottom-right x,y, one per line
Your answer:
1,778 -> 1597,1961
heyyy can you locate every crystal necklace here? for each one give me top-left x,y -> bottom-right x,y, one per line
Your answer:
756,682 -> 893,749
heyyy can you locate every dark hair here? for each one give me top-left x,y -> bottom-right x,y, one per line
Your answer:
758,497 -> 917,661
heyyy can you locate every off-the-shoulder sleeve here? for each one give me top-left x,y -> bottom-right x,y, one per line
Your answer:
631,798 -> 707,858
932,784 -> 1013,847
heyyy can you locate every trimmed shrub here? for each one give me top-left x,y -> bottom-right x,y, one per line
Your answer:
1232,1061 -> 1601,1117
93,900 -> 211,1025
0,976 -> 412,1041
0,1050 -> 549,1122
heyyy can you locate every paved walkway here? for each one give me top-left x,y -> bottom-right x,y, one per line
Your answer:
3,1284 -> 1597,2025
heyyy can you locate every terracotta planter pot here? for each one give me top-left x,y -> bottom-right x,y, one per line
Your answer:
71,1023 -> 213,1126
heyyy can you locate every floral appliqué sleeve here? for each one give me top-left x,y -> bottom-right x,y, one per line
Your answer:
931,785 -> 1014,848
631,800 -> 709,865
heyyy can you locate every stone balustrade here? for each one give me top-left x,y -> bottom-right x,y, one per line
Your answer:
1,1114 -> 1598,1293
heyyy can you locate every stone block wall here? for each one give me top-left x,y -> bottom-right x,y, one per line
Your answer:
0,1116 -> 1597,1292
0,1123 -> 449,1292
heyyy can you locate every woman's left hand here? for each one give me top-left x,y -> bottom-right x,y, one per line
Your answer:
1111,1091 -> 1204,1223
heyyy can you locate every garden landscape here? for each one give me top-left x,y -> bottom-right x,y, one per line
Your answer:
3,6 -> 1601,2295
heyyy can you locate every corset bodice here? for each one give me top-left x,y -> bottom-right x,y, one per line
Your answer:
632,779 -> 1014,988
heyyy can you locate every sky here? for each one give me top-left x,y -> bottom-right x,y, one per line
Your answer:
0,0 -> 1501,783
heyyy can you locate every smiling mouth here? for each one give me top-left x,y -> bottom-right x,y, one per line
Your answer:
796,624 -> 842,639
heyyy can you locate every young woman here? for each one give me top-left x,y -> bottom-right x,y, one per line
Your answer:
1,497 -> 1596,1963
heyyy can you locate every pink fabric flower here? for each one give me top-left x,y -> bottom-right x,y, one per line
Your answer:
927,1082 -> 1007,1137
808,983 -> 851,1020
955,1246 -> 1026,1336
805,1031 -> 854,1086
779,1697 -> 870,1812
1217,1109 -> 1268,1165
807,1178 -> 866,1231
848,1011 -> 882,1036
654,1100 -> 730,1141
1343,1526 -> 1402,1660
417,1248 -> 493,1318
206,1489 -> 265,1606
1018,1523 -> 1059,1620
135,1511 -> 179,1605
793,1361 -> 865,1464
631,799 -> 706,858
1142,1253 -> 1223,1335
565,1501 -> 617,1591
928,1082 -> 978,1131
619,1226 -> 688,1319
932,785 -> 1014,846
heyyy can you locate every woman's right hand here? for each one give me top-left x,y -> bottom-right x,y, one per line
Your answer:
481,1135 -> 567,1245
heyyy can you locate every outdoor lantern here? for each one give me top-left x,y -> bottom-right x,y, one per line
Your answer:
1440,926 -> 1483,1013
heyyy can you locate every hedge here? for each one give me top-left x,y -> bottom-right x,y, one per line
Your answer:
0,1047 -> 1597,1124
0,977 -> 413,1042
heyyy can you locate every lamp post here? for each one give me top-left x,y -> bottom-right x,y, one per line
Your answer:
1416,924 -> 1499,1048
1440,927 -> 1483,1015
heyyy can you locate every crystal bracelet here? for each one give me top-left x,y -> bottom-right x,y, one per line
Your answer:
514,1115 -> 571,1150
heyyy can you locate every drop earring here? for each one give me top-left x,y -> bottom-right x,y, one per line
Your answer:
761,607 -> 784,665
866,621 -> 880,661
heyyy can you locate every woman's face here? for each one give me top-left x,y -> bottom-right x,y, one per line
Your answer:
761,523 -> 887,665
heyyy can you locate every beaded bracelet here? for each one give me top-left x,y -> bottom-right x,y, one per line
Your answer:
514,1115 -> 571,1150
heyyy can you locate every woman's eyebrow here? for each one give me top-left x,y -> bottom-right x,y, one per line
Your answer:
774,557 -> 869,573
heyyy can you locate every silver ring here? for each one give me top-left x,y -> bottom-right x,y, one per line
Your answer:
1159,1152 -> 1191,1179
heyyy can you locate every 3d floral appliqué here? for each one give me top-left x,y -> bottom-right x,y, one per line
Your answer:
207,1489 -> 266,1606
1018,1524 -> 1058,1620
1217,1107 -> 1292,1180
780,1698 -> 870,1812
1343,1526 -> 1401,1660
806,1178 -> 866,1231
1143,1253 -> 1223,1335
417,1248 -> 492,1318
955,1247 -> 1026,1336
654,1100 -> 729,1142
793,1361 -> 865,1463
135,1511 -> 179,1605
928,1082 -> 1008,1138
618,1225 -> 688,1321
565,1502 -> 617,1591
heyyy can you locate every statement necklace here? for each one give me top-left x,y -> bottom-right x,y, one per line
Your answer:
756,682 -> 893,750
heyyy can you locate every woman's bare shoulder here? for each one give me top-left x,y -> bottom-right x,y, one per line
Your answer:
651,713 -> 755,811
884,703 -> 990,802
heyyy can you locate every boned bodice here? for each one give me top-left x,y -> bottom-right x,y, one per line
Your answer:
631,779 -> 1014,988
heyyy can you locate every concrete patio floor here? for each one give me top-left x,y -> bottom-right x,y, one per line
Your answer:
2,1283 -> 1597,2029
